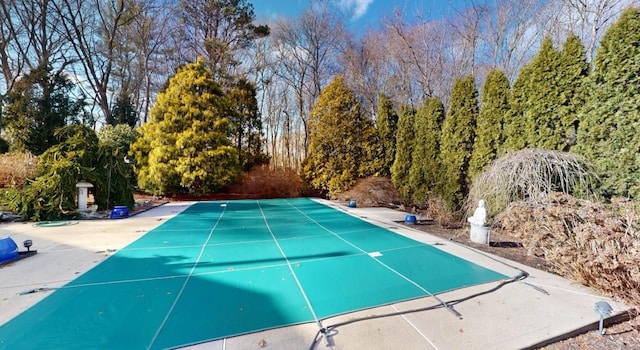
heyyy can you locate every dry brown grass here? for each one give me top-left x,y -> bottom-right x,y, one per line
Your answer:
421,196 -> 460,228
492,192 -> 640,307
0,152 -> 38,188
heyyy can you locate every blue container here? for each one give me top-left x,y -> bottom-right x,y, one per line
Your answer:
348,200 -> 357,208
404,215 -> 417,225
110,206 -> 129,219
0,237 -> 19,264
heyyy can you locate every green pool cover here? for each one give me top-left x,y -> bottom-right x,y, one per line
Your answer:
0,198 -> 506,349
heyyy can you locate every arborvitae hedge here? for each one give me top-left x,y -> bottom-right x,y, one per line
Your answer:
524,37 -> 564,150
502,64 -> 532,153
438,76 -> 479,210
408,97 -> 445,204
391,105 -> 416,202
556,33 -> 589,151
375,94 -> 398,177
468,69 -> 510,180
575,7 -> 640,198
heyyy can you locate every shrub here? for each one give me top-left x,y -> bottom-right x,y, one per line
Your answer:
331,176 -> 401,207
0,152 -> 39,188
467,148 -> 599,218
492,193 -> 640,307
1,126 -> 98,221
229,166 -> 302,198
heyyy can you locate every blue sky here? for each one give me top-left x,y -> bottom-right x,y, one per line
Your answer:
252,0 -> 467,33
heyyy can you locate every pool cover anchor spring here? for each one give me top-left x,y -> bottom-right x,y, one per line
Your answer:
444,302 -> 463,319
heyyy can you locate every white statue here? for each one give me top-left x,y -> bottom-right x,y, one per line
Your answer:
467,199 -> 487,226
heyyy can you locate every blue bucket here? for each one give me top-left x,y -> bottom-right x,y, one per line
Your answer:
404,215 -> 417,225
0,237 -> 19,264
348,201 -> 357,208
110,206 -> 129,219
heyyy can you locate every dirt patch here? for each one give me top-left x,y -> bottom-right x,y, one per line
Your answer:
408,221 -> 555,273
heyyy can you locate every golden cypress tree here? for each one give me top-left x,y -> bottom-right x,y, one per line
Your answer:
131,58 -> 240,195
303,75 -> 375,195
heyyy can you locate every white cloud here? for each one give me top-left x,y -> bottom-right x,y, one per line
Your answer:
338,0 -> 374,20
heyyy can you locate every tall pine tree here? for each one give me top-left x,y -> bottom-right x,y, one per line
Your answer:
227,78 -> 269,170
2,65 -> 83,154
391,105 -> 416,202
408,97 -> 445,204
575,7 -> 640,198
438,76 -> 479,210
109,92 -> 138,127
469,69 -> 510,180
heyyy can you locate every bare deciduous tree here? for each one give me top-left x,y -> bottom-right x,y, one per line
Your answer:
120,1 -> 178,124
177,0 -> 269,80
447,1 -> 488,77
0,0 -> 71,95
271,0 -> 346,163
54,0 -> 139,125
544,0 -> 630,61
478,0 -> 545,81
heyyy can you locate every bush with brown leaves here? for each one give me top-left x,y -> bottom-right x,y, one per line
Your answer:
229,165 -> 302,198
332,176 -> 402,207
0,152 -> 38,188
492,192 -> 640,307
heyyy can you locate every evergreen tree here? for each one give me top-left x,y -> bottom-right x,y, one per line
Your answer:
179,0 -> 270,79
408,97 -> 445,204
503,36 -> 586,153
469,69 -> 510,179
575,7 -> 640,198
438,76 -> 479,210
1,125 -> 99,220
302,75 -> 374,194
227,78 -> 269,170
375,94 -> 398,177
525,37 -> 563,149
390,105 -> 416,202
2,65 -> 83,155
96,124 -> 138,209
502,64 -> 532,153
0,138 -> 8,154
130,58 -> 240,195
109,92 -> 138,127
556,33 -> 589,151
